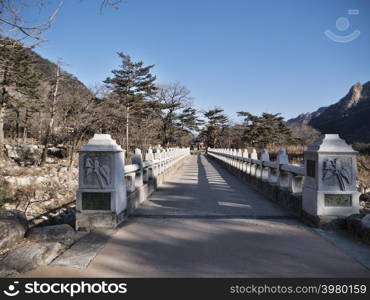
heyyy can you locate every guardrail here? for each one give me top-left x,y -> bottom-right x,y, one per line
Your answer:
207,148 -> 304,194
124,147 -> 190,194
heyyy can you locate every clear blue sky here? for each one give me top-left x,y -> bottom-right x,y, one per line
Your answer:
34,0 -> 370,121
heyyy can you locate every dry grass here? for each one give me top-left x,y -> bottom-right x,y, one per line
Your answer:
0,158 -> 78,218
358,155 -> 370,193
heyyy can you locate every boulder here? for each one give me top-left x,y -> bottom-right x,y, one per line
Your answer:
360,193 -> 370,202
4,144 -> 41,166
361,214 -> 370,229
53,207 -> 76,228
0,242 -> 65,274
48,146 -> 67,158
26,224 -> 77,246
0,210 -> 28,250
347,213 -> 370,245
346,214 -> 364,236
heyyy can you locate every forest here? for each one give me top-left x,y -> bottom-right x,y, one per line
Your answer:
0,37 -> 314,166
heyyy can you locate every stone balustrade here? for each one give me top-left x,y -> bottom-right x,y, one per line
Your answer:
124,146 -> 190,194
207,148 -> 305,194
76,134 -> 190,231
207,134 -> 360,227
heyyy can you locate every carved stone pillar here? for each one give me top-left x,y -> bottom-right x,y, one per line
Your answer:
302,134 -> 359,218
76,134 -> 126,231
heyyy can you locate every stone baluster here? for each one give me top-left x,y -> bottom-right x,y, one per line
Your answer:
230,149 -> 234,166
125,171 -> 136,193
242,149 -> 249,172
250,148 -> 258,177
277,149 -> 303,194
153,146 -> 161,175
260,149 -> 270,181
160,149 -> 165,173
267,148 -> 285,185
145,147 -> 155,180
237,149 -> 243,170
132,148 -> 144,186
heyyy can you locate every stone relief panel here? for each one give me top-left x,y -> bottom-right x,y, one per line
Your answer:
322,157 -> 352,191
83,154 -> 112,188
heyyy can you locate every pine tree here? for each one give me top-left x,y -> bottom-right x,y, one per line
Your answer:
104,53 -> 157,153
202,108 -> 229,148
0,38 -> 40,156
174,107 -> 203,146
237,111 -> 292,148
177,107 -> 203,132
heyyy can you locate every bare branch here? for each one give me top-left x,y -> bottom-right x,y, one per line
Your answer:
0,0 -> 64,42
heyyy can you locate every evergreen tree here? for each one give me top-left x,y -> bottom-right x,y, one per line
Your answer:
0,38 -> 40,156
202,108 -> 229,148
175,107 -> 203,146
237,111 -> 292,148
177,107 -> 203,132
104,53 -> 157,153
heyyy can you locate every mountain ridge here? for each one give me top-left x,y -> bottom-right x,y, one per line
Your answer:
287,81 -> 370,143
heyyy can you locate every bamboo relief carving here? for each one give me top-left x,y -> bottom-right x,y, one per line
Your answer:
322,157 -> 352,191
84,155 -> 111,188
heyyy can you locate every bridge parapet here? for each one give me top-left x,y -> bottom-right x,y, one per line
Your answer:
207,134 -> 359,227
76,134 -> 190,231
208,147 -> 305,194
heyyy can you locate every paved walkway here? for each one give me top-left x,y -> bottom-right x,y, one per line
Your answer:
25,155 -> 370,277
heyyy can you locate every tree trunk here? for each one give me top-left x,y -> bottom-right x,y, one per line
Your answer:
68,141 -> 76,171
40,64 -> 61,166
0,103 -> 5,158
38,112 -> 42,142
22,109 -> 28,144
15,110 -> 20,142
126,106 -> 129,155
0,66 -> 9,158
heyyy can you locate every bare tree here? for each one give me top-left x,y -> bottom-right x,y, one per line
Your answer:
155,82 -> 192,146
40,59 -> 62,165
0,0 -> 63,42
0,0 -> 122,42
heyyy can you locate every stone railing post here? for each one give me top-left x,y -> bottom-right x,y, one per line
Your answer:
302,134 -> 360,219
145,147 -> 155,180
250,148 -> 258,176
242,149 -> 249,172
277,149 -> 289,187
153,146 -> 160,176
132,148 -> 144,187
160,149 -> 166,173
260,149 -> 270,181
237,149 -> 243,170
76,134 -> 126,231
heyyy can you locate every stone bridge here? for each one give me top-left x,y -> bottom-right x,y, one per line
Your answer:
25,134 -> 370,277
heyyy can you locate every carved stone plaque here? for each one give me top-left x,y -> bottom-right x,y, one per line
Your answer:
82,192 -> 111,210
324,194 -> 352,207
306,160 -> 316,178
83,154 -> 112,189
322,157 -> 352,191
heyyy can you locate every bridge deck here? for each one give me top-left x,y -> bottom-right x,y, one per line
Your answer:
25,155 -> 370,277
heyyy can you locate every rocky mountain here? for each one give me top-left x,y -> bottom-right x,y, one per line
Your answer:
1,38 -> 93,139
287,106 -> 327,127
287,82 -> 370,143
